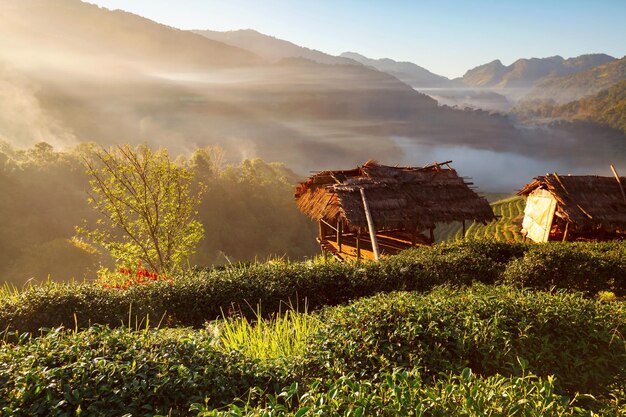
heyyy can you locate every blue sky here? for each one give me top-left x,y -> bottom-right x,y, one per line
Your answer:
89,0 -> 626,78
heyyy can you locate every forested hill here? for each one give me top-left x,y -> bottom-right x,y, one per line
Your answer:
0,142 -> 317,286
514,80 -> 626,134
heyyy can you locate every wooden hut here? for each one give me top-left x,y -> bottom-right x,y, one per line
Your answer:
295,160 -> 495,261
517,172 -> 626,242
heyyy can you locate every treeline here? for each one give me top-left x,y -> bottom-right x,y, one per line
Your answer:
514,80 -> 626,134
0,141 -> 318,286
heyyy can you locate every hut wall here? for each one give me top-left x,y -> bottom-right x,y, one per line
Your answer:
522,188 -> 557,243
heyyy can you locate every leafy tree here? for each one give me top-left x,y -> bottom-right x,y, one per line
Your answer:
77,144 -> 205,274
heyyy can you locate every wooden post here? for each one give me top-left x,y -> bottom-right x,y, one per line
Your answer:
360,188 -> 380,261
610,165 -> 626,206
356,229 -> 361,261
429,227 -> 435,243
562,222 -> 569,242
336,219 -> 342,253
318,221 -> 323,240
462,220 -> 466,239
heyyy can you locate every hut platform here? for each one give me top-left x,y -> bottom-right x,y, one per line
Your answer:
318,230 -> 431,261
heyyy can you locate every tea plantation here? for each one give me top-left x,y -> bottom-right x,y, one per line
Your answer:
1,240 -> 626,416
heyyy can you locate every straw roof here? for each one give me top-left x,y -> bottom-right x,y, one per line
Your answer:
518,174 -> 626,231
295,161 -> 495,230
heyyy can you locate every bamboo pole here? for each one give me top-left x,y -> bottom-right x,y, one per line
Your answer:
360,188 -> 380,261
336,219 -> 342,253
610,165 -> 626,207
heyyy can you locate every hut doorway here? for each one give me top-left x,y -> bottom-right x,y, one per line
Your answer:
521,188 -> 557,243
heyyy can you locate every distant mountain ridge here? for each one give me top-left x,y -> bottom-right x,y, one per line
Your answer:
461,54 -> 616,89
340,52 -> 456,88
522,56 -> 626,103
193,29 -> 357,66
0,0 -> 261,71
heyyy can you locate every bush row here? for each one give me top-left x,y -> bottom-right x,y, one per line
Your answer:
308,285 -> 626,396
1,285 -> 624,416
194,369 -> 620,417
0,326 -> 293,416
1,240 -> 625,333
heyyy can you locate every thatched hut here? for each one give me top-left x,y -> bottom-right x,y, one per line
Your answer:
295,160 -> 495,261
518,172 -> 626,243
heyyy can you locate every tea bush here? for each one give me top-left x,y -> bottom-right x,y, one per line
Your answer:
0,326 -> 294,416
307,285 -> 626,396
193,368 -> 610,417
3,240 -> 626,335
1,240 -> 524,334
503,242 -> 626,295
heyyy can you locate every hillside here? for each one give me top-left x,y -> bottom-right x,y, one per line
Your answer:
435,196 -> 526,242
522,56 -> 626,103
513,80 -> 626,134
462,54 -> 615,90
340,52 -> 456,88
194,29 -> 356,66
0,0 -> 261,71
0,0 -> 623,187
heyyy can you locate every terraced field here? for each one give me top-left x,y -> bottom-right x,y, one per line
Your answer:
435,196 -> 526,242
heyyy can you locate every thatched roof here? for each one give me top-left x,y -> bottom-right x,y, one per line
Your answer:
295,161 -> 495,230
518,174 -> 626,231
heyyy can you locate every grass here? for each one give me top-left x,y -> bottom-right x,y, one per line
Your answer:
214,305 -> 321,360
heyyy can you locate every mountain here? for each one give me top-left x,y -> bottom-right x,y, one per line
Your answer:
462,54 -> 616,90
522,56 -> 626,103
0,0 -> 261,72
193,29 -> 356,66
340,52 -> 456,88
0,0 -> 622,188
514,80 -> 626,134
461,59 -> 510,87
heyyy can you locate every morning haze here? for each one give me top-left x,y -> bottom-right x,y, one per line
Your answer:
0,0 -> 624,284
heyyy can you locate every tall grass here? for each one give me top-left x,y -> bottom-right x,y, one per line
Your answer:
215,306 -> 321,360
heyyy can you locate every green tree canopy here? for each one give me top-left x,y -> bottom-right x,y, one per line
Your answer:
77,144 -> 205,274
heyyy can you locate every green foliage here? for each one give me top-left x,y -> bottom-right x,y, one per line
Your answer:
0,326 -> 292,416
77,144 -> 205,274
193,369 -> 600,417
308,285 -> 626,396
503,242 -> 626,295
2,286 -> 625,416
215,307 -> 321,360
0,240 -> 529,334
5,240 -> 626,335
0,142 -> 318,286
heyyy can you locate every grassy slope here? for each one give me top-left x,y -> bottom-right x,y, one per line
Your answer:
435,196 -> 526,242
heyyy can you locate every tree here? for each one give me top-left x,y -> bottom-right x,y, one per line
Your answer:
77,144 -> 205,274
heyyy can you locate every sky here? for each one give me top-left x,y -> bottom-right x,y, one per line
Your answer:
89,0 -> 626,78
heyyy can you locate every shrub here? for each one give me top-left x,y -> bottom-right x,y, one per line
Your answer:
307,285 -> 626,396
192,368 -> 606,417
0,326 -> 294,416
503,242 -> 626,295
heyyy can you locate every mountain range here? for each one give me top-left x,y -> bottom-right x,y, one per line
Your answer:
0,0 -> 623,189
460,54 -> 616,90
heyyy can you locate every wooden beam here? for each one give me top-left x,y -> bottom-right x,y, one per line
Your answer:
562,222 -> 569,242
318,221 -> 323,240
337,219 -> 342,253
320,219 -> 338,233
360,188 -> 380,261
610,164 -> 626,207
356,229 -> 361,261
